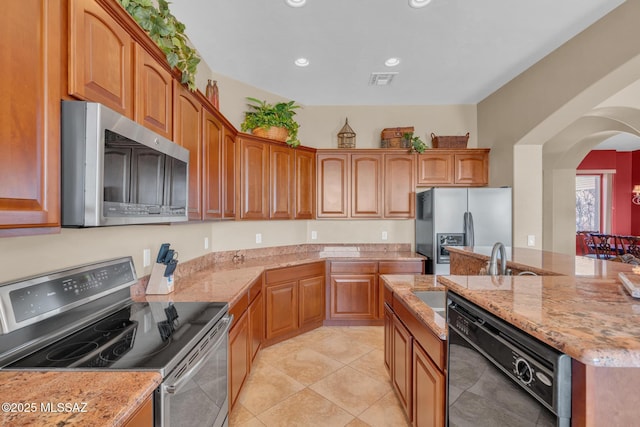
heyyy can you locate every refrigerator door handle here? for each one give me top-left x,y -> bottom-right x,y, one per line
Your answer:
464,212 -> 475,246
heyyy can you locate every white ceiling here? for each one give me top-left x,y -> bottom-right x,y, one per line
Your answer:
169,0 -> 624,106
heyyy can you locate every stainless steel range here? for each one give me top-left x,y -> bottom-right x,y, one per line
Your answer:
0,257 -> 231,427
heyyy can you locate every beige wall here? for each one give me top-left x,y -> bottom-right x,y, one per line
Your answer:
477,0 -> 640,254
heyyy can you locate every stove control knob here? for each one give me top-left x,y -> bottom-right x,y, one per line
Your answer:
515,357 -> 533,384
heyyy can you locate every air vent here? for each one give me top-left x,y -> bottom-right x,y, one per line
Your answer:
369,72 -> 398,86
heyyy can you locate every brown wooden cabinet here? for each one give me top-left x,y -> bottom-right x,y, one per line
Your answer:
385,290 -> 446,427
317,149 -> 416,219
269,144 -> 294,219
413,340 -> 445,427
134,44 -> 172,139
69,0 -> 134,117
264,262 -> 325,345
229,309 -> 249,409
294,148 -> 316,219
384,154 -> 416,218
248,276 -> 263,362
173,82 -> 202,220
123,394 -> 153,427
238,135 -> 270,220
202,108 -> 224,219
378,261 -> 424,320
328,261 -> 378,321
351,153 -> 383,218
317,152 -> 350,218
0,0 -> 62,234
417,149 -> 489,187
392,312 -> 413,421
222,127 -> 237,219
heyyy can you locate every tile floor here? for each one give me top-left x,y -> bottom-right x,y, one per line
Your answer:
229,326 -> 411,427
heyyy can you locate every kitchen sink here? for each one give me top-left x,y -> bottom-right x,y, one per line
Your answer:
412,290 -> 447,316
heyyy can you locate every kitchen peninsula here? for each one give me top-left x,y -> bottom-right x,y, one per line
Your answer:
382,246 -> 640,427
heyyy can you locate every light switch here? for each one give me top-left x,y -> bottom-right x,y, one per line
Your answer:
527,235 -> 535,247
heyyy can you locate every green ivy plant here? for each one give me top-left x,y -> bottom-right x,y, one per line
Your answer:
240,97 -> 301,147
119,0 -> 200,91
404,132 -> 428,153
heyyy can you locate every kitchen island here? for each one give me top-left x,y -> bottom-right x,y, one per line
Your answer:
382,246 -> 640,426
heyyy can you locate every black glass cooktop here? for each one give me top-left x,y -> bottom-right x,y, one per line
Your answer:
8,301 -> 227,371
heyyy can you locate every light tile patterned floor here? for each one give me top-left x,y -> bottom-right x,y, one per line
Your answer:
229,326 -> 411,427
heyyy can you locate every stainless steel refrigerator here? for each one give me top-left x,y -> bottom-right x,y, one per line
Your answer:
416,187 -> 512,274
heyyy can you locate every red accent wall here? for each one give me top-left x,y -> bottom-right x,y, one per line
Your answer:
577,150 -> 639,236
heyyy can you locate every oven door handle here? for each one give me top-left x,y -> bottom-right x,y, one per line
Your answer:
164,314 -> 233,395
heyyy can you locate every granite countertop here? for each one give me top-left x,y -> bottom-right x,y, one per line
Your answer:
5,245 -> 424,426
383,246 -> 640,368
0,371 -> 161,426
447,245 -> 638,279
381,274 -> 448,340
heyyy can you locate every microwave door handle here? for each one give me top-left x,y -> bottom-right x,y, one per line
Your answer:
163,315 -> 233,395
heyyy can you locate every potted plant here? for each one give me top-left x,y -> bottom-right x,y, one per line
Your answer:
240,97 -> 301,147
119,0 -> 200,91
403,132 -> 428,153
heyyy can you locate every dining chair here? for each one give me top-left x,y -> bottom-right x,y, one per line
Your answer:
620,235 -> 640,257
576,231 -> 597,258
589,233 -> 619,260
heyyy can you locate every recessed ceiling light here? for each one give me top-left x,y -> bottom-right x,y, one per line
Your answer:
385,58 -> 400,67
286,0 -> 306,7
294,57 -> 310,67
409,0 -> 432,8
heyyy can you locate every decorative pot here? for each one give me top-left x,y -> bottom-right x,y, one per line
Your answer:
252,126 -> 289,142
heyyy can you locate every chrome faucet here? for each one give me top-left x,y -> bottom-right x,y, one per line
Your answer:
487,242 -> 507,275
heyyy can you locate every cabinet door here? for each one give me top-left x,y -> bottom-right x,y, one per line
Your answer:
0,0 -> 61,232
384,154 -> 416,218
248,291 -> 263,363
317,153 -> 349,218
229,310 -> 249,409
123,394 -> 153,427
202,109 -> 223,219
329,274 -> 377,320
295,148 -> 316,219
392,314 -> 413,421
69,0 -> 133,117
417,153 -> 453,185
384,303 -> 393,374
265,281 -> 299,340
173,82 -> 202,220
239,137 -> 269,220
300,276 -> 325,326
351,154 -> 383,218
222,127 -> 236,219
454,152 -> 488,186
413,342 -> 445,427
134,44 -> 172,139
269,144 -> 294,219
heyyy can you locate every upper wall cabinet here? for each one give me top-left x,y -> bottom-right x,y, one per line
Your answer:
69,0 -> 134,118
0,0 -> 62,235
173,82 -> 203,220
134,44 -> 173,139
417,149 -> 489,187
317,149 -> 416,219
294,148 -> 316,220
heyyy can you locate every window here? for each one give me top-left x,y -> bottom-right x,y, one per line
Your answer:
576,175 -> 601,232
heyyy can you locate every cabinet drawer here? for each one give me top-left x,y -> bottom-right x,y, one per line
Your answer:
330,261 -> 377,274
379,261 -> 423,274
248,275 -> 262,303
265,261 -> 325,284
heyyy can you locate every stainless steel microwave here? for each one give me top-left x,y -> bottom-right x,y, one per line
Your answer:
61,101 -> 189,227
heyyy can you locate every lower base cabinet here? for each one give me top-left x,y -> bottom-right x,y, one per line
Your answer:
123,394 -> 153,427
385,297 -> 445,427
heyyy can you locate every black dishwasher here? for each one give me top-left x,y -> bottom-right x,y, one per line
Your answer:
446,292 -> 571,427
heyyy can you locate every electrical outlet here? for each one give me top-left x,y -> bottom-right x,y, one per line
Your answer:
143,249 -> 151,267
204,237 -> 209,250
311,231 -> 317,240
382,231 -> 388,241
527,235 -> 535,247
256,233 -> 262,244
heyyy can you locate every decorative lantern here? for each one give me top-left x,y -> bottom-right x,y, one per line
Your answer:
337,118 -> 356,148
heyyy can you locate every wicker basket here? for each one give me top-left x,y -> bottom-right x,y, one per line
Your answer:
431,132 -> 469,149
381,127 -> 413,148
252,126 -> 289,142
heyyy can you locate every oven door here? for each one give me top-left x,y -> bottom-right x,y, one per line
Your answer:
158,315 -> 232,427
